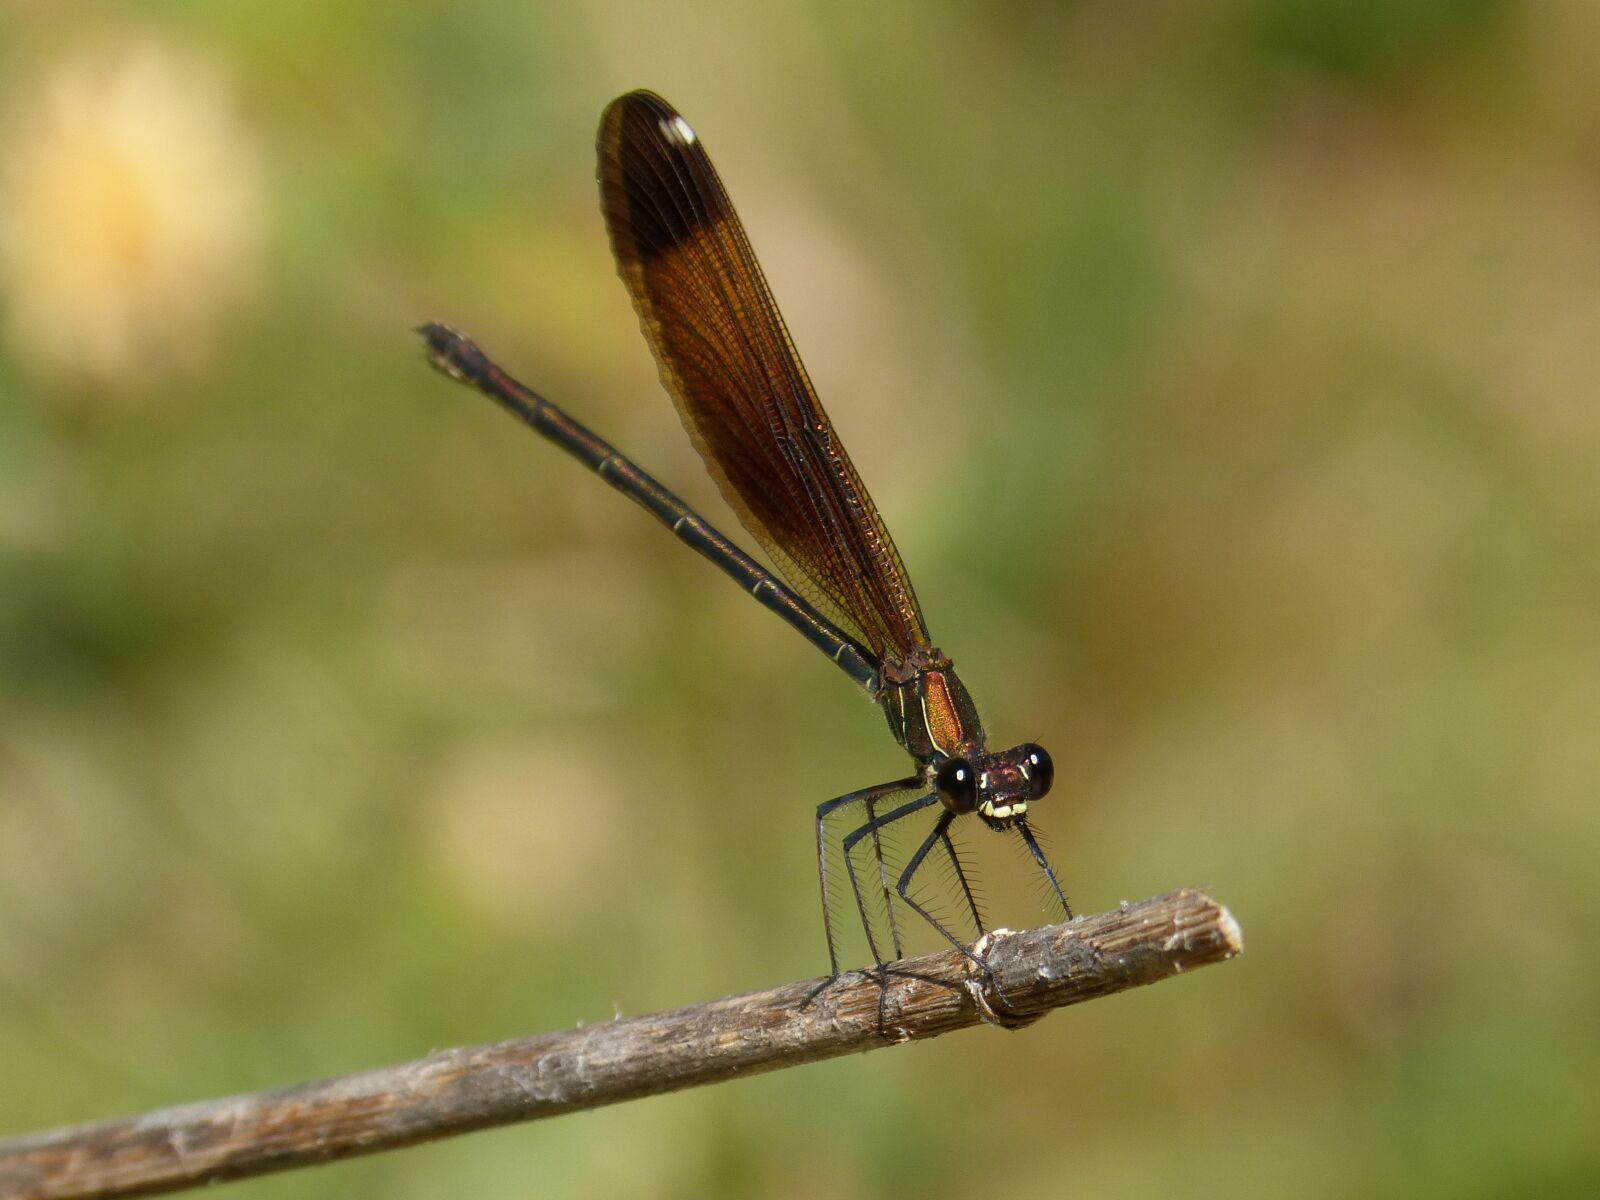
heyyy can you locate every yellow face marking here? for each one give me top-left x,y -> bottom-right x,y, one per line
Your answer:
979,800 -> 1026,820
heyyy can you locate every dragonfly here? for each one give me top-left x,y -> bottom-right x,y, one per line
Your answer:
420,89 -> 1071,989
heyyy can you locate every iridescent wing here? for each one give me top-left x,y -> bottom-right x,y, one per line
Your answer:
597,90 -> 930,666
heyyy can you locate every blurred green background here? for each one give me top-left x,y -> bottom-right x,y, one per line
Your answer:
2,1 -> 1597,1196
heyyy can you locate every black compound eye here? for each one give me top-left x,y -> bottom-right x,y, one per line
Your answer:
1021,744 -> 1054,799
935,757 -> 977,813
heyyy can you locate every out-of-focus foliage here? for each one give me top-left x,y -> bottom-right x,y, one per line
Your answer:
1,2 -> 1596,1196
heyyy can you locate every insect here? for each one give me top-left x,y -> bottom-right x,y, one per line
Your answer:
421,90 -> 1071,988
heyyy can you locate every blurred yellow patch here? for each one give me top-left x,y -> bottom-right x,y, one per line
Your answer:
422,733 -> 630,929
0,40 -> 263,390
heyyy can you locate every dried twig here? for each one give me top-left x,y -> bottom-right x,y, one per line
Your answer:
0,889 -> 1240,1200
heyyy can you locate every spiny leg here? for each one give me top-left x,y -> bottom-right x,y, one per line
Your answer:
838,792 -> 944,1026
939,826 -> 985,940
1017,817 -> 1072,919
864,794 -> 905,960
891,810 -> 991,974
840,793 -> 940,970
893,813 -> 1030,1019
812,774 -> 915,992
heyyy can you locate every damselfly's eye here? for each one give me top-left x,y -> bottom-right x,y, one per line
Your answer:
1020,744 -> 1054,799
936,757 -> 977,813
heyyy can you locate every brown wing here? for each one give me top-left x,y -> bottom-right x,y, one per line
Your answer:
597,90 -> 930,667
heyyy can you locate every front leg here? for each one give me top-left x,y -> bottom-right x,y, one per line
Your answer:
939,826 -> 985,940
893,810 -> 991,973
1017,818 -> 1073,919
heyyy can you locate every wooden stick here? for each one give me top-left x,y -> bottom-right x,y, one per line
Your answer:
0,889 -> 1240,1200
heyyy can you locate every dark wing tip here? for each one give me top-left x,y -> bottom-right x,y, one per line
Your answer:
600,89 -> 682,140
598,90 -> 727,265
603,88 -> 675,117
